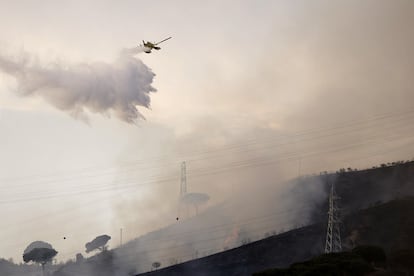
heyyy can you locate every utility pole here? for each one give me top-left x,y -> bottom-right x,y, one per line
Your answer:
120,228 -> 123,247
324,181 -> 342,253
177,161 -> 188,219
180,161 -> 187,197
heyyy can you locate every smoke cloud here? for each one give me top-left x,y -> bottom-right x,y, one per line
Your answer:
0,48 -> 156,123
107,1 -> 414,272
2,0 -> 414,274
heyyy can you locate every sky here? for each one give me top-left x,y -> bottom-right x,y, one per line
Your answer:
1,0 -> 414,264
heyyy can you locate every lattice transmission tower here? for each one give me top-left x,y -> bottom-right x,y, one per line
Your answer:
324,181 -> 342,253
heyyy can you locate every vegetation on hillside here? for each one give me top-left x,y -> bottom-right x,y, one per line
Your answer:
254,245 -> 414,276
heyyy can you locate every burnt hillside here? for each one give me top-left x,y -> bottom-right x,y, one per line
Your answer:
138,197 -> 414,276
335,161 -> 414,210
138,224 -> 325,276
133,160 -> 414,275
131,161 -> 414,274
49,160 -> 414,276
342,197 -> 414,252
305,161 -> 414,224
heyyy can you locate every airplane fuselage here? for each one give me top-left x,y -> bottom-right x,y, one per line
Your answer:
141,37 -> 171,54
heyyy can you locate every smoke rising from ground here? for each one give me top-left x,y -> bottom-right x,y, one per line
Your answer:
2,0 -> 414,274
0,48 -> 156,123
108,0 -> 414,272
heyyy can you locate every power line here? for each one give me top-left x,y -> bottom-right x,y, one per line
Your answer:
1,109 -> 412,198
1,124 -> 414,204
1,107 -> 414,187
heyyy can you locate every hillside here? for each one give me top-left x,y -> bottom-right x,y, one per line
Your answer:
0,259 -> 41,276
138,197 -> 414,276
305,160 -> 414,224
47,160 -> 414,276
254,245 -> 414,276
137,224 -> 324,276
118,161 -> 413,274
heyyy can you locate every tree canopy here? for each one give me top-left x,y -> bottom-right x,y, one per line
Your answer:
23,241 -> 57,266
23,248 -> 58,265
85,235 -> 111,253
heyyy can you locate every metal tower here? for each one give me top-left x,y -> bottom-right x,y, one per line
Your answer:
324,181 -> 342,253
180,161 -> 187,197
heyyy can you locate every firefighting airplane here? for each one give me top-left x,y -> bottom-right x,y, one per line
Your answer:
140,37 -> 172,53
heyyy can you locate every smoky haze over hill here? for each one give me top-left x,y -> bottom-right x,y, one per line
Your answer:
46,161 -> 414,276
1,0 -> 414,275
110,0 -> 414,251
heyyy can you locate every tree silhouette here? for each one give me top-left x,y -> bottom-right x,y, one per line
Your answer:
85,235 -> 111,254
152,261 -> 161,270
23,241 -> 57,276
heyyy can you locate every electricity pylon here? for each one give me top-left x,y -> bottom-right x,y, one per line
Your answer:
324,181 -> 342,253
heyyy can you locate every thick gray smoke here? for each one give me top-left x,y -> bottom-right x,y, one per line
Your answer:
0,48 -> 156,123
107,1 -> 414,273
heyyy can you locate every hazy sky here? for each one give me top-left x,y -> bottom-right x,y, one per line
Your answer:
1,0 -> 414,263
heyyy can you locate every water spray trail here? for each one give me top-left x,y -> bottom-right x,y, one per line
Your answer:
0,47 -> 156,123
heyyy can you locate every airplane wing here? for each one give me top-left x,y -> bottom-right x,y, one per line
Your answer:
155,37 -> 172,45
